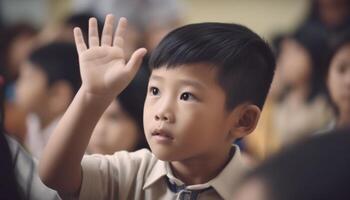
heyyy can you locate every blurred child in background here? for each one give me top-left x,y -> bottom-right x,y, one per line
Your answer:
16,42 -> 81,159
87,63 -> 150,154
272,30 -> 333,146
234,127 -> 350,200
243,30 -> 334,160
1,60 -> 60,200
323,29 -> 350,130
0,23 -> 38,143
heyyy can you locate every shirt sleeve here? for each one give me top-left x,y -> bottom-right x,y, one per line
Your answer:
79,149 -> 154,200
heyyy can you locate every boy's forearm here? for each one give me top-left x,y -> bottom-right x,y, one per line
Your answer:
39,88 -> 113,194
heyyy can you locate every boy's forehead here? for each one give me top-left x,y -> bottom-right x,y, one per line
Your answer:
151,63 -> 218,76
149,63 -> 222,88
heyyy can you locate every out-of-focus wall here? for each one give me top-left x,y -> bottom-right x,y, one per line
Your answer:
185,0 -> 310,40
0,0 -> 309,40
0,0 -> 71,27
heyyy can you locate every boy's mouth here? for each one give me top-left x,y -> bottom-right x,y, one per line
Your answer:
151,129 -> 174,140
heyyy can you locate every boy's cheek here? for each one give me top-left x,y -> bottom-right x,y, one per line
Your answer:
143,101 -> 153,123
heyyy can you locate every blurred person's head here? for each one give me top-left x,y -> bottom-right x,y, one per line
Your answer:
60,13 -> 141,59
144,18 -> 182,52
71,0 -> 184,52
0,23 -> 38,82
234,127 -> 350,200
88,64 -> 150,154
135,0 -> 185,52
278,38 -> 312,87
61,13 -> 103,43
39,13 -> 103,45
16,42 -> 81,126
325,30 -> 350,127
277,29 -> 330,102
309,0 -> 350,29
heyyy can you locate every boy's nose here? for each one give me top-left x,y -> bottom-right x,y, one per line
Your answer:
154,112 -> 174,123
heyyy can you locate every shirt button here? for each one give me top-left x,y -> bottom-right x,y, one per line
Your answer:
179,190 -> 192,200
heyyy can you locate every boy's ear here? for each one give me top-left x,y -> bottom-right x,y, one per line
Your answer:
48,81 -> 74,114
228,104 -> 261,139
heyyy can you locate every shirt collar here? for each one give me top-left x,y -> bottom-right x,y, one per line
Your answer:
209,145 -> 249,199
143,158 -> 168,189
143,145 -> 249,199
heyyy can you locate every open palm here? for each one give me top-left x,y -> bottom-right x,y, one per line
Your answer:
74,15 -> 147,97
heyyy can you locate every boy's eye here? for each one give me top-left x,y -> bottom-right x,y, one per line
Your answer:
180,92 -> 195,101
149,87 -> 160,96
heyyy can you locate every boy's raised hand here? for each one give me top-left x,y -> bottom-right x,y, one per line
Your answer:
39,15 -> 146,193
74,14 -> 147,98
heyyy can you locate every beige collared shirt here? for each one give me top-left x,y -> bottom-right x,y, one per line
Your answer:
78,145 -> 249,200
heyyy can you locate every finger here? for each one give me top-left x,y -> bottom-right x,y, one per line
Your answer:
113,37 -> 124,49
73,27 -> 87,54
101,14 -> 115,46
113,17 -> 127,48
89,17 -> 100,47
125,48 -> 147,75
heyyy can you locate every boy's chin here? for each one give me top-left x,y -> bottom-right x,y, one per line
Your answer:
150,146 -> 180,162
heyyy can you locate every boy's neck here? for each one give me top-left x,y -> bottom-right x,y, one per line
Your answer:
169,145 -> 233,185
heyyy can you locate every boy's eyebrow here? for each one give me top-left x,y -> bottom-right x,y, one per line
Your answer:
149,75 -> 164,81
150,75 -> 206,89
177,79 -> 206,90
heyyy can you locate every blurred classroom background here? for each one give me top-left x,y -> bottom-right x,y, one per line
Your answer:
1,0 -> 309,40
1,0 -> 349,162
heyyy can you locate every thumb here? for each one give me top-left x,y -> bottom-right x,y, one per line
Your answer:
125,48 -> 147,77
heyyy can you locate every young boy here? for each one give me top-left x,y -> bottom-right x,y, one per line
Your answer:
16,42 -> 81,159
39,14 -> 275,199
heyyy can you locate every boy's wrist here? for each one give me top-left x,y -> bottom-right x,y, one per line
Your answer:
77,87 -> 115,107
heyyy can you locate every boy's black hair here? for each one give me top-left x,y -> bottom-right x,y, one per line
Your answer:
149,23 -> 275,110
28,42 -> 81,93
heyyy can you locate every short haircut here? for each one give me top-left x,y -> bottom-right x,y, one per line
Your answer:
149,22 -> 275,110
28,42 -> 81,93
